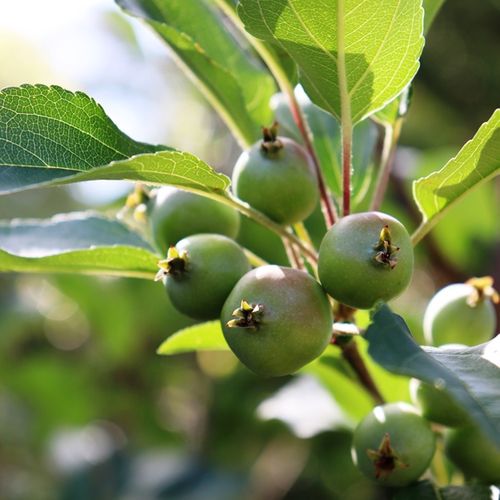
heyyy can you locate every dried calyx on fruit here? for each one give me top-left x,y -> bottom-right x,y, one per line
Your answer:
157,234 -> 250,321
226,300 -> 264,330
366,433 -> 408,479
318,212 -> 414,309
155,246 -> 188,280
232,123 -> 319,225
372,225 -> 400,269
221,266 -> 333,377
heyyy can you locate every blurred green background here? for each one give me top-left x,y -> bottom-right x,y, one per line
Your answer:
0,0 -> 499,499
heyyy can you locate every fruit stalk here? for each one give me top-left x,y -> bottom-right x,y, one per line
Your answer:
213,0 -> 337,227
341,125 -> 352,216
283,238 -> 304,270
338,338 -> 385,405
287,95 -> 338,226
224,193 -> 318,263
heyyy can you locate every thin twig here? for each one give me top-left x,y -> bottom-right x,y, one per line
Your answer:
341,126 -> 352,216
244,248 -> 269,268
287,96 -> 338,227
283,238 -> 304,269
213,0 -> 337,227
223,193 -> 318,263
337,338 -> 385,405
292,222 -> 319,275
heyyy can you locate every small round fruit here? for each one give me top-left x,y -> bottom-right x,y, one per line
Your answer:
423,279 -> 497,346
409,378 -> 469,427
318,212 -> 414,309
444,425 -> 500,483
221,266 -> 332,377
232,125 -> 318,225
158,234 -> 250,320
149,187 -> 240,253
352,402 -> 436,487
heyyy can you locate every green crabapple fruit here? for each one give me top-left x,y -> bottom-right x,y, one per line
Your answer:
444,425 -> 500,483
156,234 -> 250,320
149,187 -> 240,254
423,277 -> 498,346
318,212 -> 414,309
352,402 -> 436,487
221,266 -> 332,377
410,378 -> 469,427
232,124 -> 318,225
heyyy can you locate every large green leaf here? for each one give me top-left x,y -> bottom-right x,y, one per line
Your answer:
365,305 -> 500,447
0,84 -> 164,193
0,85 -> 230,196
373,0 -> 442,126
157,321 -> 229,354
0,212 -> 159,278
238,0 -> 424,124
412,109 -> 500,243
116,0 -> 276,147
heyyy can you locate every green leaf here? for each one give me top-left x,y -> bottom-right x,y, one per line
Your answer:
238,0 -> 424,124
63,150 -> 231,195
373,0 -> 442,126
157,321 -> 229,355
365,305 -> 500,448
0,212 -> 159,278
393,480 -> 440,500
412,109 -> 500,244
116,0 -> 276,147
0,85 -> 230,197
372,84 -> 412,126
440,485 -> 493,500
0,84 -> 161,192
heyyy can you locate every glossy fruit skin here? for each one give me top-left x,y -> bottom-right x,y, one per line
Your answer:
444,425 -> 500,483
352,402 -> 436,487
220,266 -> 332,377
166,234 -> 250,320
318,212 -> 414,309
423,283 -> 496,346
149,187 -> 240,254
410,378 -> 469,427
232,137 -> 318,225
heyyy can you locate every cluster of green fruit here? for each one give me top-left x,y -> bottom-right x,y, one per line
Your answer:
133,128 -> 498,488
353,278 -> 499,486
146,128 -> 414,377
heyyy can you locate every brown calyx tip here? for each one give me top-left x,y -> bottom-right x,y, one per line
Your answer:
261,121 -> 283,155
155,246 -> 188,281
226,300 -> 264,330
366,433 -> 408,479
465,276 -> 499,307
373,225 -> 399,269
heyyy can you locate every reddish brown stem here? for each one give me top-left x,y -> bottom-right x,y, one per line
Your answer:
288,96 -> 338,227
283,238 -> 304,270
342,132 -> 352,216
338,339 -> 385,405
